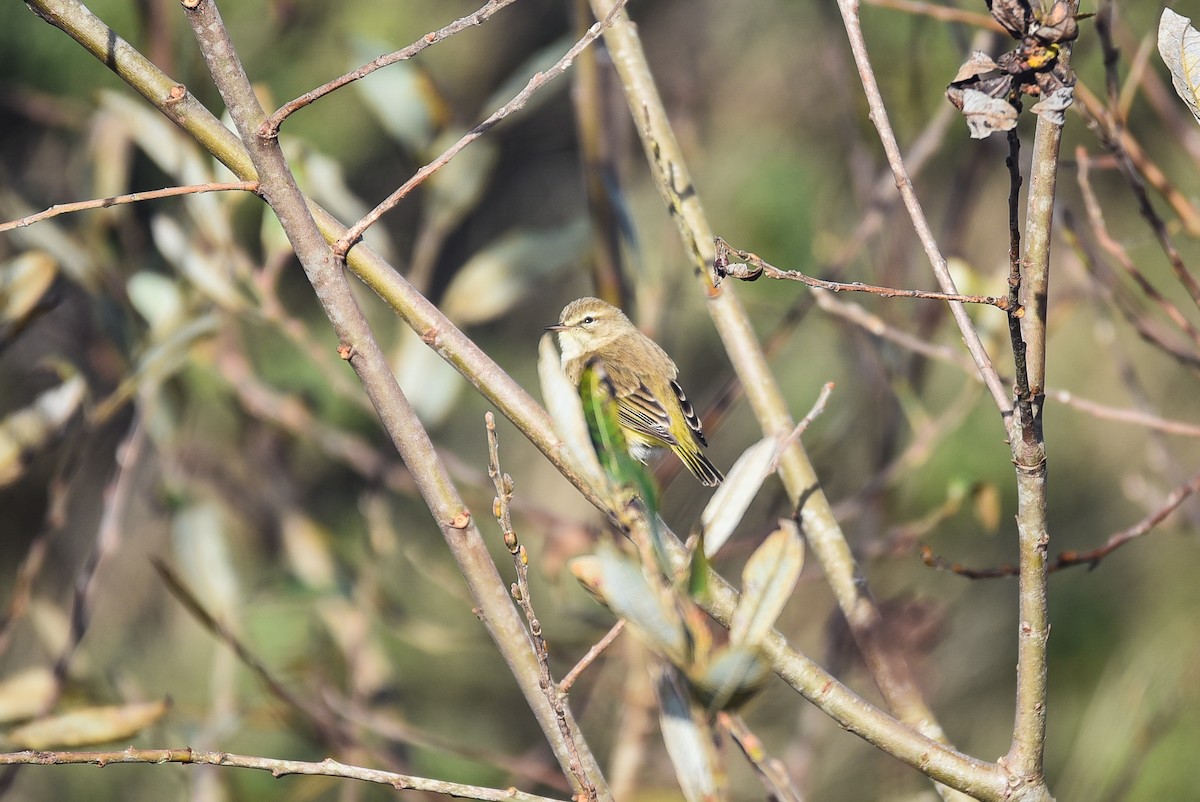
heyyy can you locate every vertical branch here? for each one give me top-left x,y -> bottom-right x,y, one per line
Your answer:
834,0 -> 1012,416
586,0 -> 958,759
177,2 -> 609,797
1006,131 -> 1031,406
486,413 -> 598,802
571,0 -> 628,308
1005,4 -> 1076,777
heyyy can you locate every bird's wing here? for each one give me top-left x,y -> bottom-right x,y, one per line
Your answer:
670,379 -> 708,447
616,383 -> 677,447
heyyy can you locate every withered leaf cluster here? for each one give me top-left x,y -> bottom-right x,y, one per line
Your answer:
946,0 -> 1078,139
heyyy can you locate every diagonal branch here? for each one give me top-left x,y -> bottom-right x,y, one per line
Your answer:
261,0 -> 523,135
178,1 -> 608,796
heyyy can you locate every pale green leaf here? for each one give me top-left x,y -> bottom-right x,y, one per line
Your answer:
0,668 -> 56,724
352,42 -> 446,153
0,375 -> 86,489
127,271 -> 185,340
0,251 -> 57,330
7,700 -> 169,749
570,548 -> 688,666
150,215 -> 247,311
730,519 -> 803,649
537,333 -> 604,487
171,502 -> 241,620
441,220 -> 588,326
699,437 -> 778,557
688,646 -> 772,712
391,325 -> 465,427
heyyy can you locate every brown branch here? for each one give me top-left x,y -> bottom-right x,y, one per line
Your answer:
0,181 -> 258,232
714,238 -> 1012,309
151,558 -> 350,746
921,465 -> 1200,577
180,1 -> 608,794
1060,208 -> 1200,373
261,0 -> 522,136
0,748 -> 566,802
1073,80 -> 1200,308
862,0 -> 1005,32
333,0 -> 629,259
1074,146 -> 1200,347
51,412 -> 147,703
558,621 -> 625,695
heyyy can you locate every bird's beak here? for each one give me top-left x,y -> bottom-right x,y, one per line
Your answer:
545,323 -> 567,332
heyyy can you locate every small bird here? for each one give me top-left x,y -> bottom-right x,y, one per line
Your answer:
547,297 -> 723,487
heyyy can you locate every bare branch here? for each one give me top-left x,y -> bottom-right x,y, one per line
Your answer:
262,0 -> 522,136
485,412 -> 598,802
922,466 -> 1200,577
0,181 -> 258,232
0,748 -> 566,802
714,238 -> 1012,309
333,0 -> 629,259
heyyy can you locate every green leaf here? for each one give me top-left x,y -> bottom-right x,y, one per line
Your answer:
578,362 -> 666,570
6,700 -> 170,750
0,251 -> 57,342
569,548 -> 689,666
688,646 -> 772,713
351,42 -> 446,154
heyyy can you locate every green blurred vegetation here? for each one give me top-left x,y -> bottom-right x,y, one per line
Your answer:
1,1 -> 1199,800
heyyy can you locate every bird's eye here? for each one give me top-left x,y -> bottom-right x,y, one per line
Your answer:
582,316 -> 594,324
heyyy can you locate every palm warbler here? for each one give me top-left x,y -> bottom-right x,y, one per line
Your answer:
547,297 -> 723,487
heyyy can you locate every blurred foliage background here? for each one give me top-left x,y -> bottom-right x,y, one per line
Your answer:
1,0 -> 1199,799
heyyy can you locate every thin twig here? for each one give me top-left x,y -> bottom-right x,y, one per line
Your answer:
720,712 -> 805,802
334,0 -> 629,259
51,412 -> 146,701
0,748 -> 566,802
714,238 -> 1011,309
769,382 -> 835,474
922,465 -> 1200,577
485,412 -> 597,802
1074,147 -> 1200,347
816,281 -> 1200,437
151,558 -> 350,746
261,0 -> 522,136
324,693 -> 572,791
1060,208 -> 1200,372
0,181 -> 258,232
834,0 -> 1011,417
558,621 -> 625,695
862,0 -> 1004,32
1074,80 -> 1200,237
